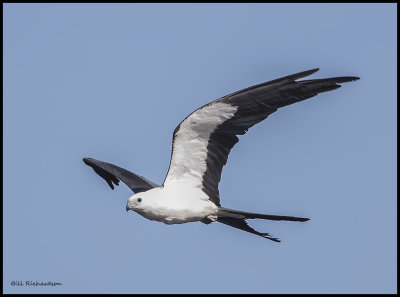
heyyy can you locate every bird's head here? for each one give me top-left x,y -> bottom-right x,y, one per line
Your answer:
126,191 -> 154,213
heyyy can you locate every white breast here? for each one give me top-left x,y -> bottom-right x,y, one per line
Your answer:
135,183 -> 218,224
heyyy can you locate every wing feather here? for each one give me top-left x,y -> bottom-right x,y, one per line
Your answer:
163,69 -> 359,206
83,158 -> 159,193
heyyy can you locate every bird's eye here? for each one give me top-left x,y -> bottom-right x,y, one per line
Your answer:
137,198 -> 142,202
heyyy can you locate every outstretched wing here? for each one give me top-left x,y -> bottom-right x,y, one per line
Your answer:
83,158 -> 159,193
163,68 -> 359,206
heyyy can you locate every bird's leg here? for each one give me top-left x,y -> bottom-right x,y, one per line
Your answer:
207,215 -> 218,222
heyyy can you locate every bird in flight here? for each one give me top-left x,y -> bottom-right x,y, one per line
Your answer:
83,68 -> 359,242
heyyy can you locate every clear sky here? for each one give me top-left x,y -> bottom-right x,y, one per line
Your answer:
3,3 -> 396,294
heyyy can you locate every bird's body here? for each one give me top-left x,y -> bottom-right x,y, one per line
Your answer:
84,68 -> 359,241
127,183 -> 218,224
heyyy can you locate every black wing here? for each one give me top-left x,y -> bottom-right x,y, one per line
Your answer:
163,68 -> 359,206
83,158 -> 159,193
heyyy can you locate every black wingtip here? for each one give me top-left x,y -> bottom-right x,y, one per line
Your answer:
82,157 -> 120,190
330,76 -> 360,83
286,68 -> 320,81
107,180 -> 115,190
349,76 -> 360,82
308,68 -> 320,74
83,157 -> 92,165
300,68 -> 320,75
262,233 -> 281,242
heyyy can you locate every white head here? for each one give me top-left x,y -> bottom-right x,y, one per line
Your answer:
125,188 -> 160,213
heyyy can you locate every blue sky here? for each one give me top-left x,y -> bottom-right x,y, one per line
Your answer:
3,3 -> 396,294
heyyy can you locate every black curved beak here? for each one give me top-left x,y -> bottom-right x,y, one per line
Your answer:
126,205 -> 129,212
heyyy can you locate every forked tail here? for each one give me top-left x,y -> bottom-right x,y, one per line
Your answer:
217,207 -> 309,242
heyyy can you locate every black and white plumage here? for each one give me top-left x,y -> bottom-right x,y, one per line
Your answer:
84,68 -> 359,242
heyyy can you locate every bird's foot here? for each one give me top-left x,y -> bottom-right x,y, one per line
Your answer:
207,215 -> 218,222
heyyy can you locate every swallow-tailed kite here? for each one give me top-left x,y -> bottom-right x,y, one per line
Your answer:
83,68 -> 359,242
